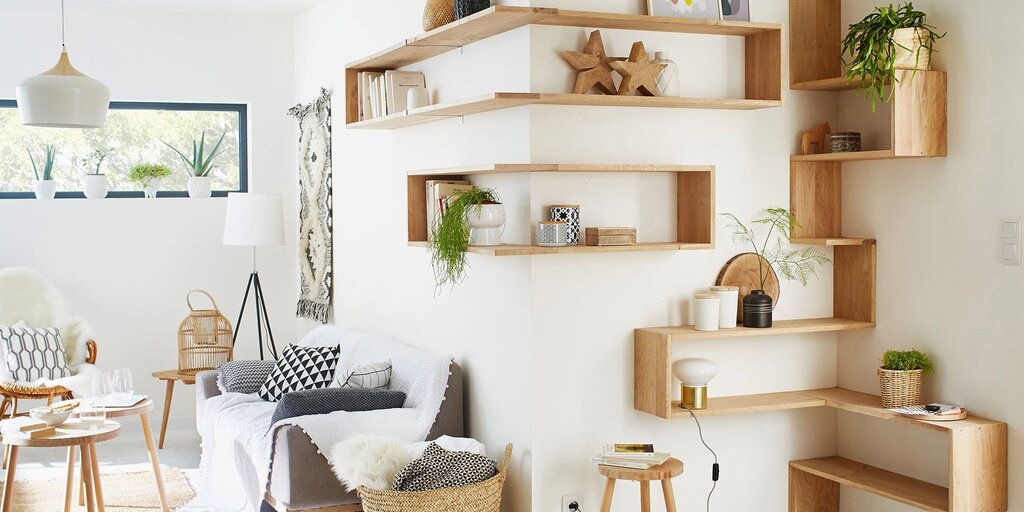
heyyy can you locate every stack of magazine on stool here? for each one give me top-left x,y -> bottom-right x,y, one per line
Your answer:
592,443 -> 671,470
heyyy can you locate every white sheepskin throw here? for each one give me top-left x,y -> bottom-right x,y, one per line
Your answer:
0,267 -> 96,374
329,435 -> 413,491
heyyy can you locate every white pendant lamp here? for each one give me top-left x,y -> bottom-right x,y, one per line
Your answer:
16,0 -> 110,128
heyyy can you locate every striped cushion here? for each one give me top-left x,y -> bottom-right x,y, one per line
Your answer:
332,361 -> 392,389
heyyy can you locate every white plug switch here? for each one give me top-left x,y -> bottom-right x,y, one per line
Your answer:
1001,218 -> 1021,265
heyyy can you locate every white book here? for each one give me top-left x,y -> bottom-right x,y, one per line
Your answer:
425,180 -> 471,241
379,76 -> 388,116
95,394 -> 147,408
590,457 -> 656,470
362,71 -> 383,120
384,70 -> 426,115
429,182 -> 474,241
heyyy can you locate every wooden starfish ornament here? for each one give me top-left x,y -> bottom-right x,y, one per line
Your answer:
609,41 -> 667,96
560,30 -> 619,95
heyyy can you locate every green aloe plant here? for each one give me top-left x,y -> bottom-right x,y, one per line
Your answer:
28,145 -> 57,181
161,131 -> 227,178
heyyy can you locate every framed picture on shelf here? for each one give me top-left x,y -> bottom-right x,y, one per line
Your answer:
719,0 -> 750,21
646,0 -> 720,20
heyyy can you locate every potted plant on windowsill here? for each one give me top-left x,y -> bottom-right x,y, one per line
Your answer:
28,145 -> 57,200
430,187 -> 504,288
841,2 -> 945,111
879,349 -> 934,408
81,149 -> 110,199
162,131 -> 226,199
721,208 -> 831,328
129,163 -> 172,198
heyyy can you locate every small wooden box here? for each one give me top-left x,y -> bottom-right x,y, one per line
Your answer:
585,227 -> 637,246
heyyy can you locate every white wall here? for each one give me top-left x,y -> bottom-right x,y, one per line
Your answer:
0,5 -> 297,419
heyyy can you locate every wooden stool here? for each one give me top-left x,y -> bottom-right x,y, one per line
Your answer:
598,458 -> 683,512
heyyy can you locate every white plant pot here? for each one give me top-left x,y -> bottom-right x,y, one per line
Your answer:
467,203 -> 505,246
143,178 -> 162,199
188,176 -> 212,198
83,174 -> 108,199
33,180 -> 56,200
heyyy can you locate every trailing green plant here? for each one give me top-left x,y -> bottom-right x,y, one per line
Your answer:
81,148 -> 109,175
721,208 -> 831,288
881,349 -> 934,373
161,130 -> 227,178
430,187 -> 501,289
128,163 -> 172,187
28,145 -> 57,181
841,2 -> 945,111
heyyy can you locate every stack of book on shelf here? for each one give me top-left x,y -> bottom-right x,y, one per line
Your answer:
1,417 -> 56,440
592,443 -> 671,470
356,70 -> 426,121
424,179 -> 473,241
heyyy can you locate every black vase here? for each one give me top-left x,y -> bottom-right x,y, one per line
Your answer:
455,0 -> 491,19
743,290 -> 773,328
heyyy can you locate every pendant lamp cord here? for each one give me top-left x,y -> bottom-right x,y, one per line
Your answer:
60,0 -> 66,50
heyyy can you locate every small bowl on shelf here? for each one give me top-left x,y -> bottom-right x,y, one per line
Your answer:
29,408 -> 72,427
830,132 -> 862,153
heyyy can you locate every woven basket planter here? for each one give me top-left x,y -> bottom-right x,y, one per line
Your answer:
359,444 -> 512,512
878,368 -> 923,408
423,0 -> 456,31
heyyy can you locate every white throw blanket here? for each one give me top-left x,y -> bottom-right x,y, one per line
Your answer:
184,326 -> 453,512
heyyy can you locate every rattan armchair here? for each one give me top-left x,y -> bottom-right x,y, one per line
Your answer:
0,339 -> 98,419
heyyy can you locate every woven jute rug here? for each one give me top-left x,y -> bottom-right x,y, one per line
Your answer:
0,466 -> 195,511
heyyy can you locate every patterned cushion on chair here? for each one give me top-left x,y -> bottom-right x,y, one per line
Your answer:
271,388 -> 406,424
331,360 -> 392,389
258,344 -> 341,402
218,360 -> 277,394
0,326 -> 72,382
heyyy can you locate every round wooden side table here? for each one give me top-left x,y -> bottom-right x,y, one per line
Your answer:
88,399 -> 168,511
1,419 -> 120,512
598,458 -> 684,512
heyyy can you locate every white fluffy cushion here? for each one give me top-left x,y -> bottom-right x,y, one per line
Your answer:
329,435 -> 413,491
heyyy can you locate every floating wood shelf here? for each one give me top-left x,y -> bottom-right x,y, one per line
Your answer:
348,93 -> 782,130
790,76 -> 888,91
408,164 -> 715,255
638,318 -> 874,342
670,391 -> 824,419
790,149 -> 938,162
791,457 -> 949,512
345,6 -> 783,127
791,237 -> 875,246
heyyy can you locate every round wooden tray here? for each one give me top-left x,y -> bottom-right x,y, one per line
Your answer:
716,253 -> 780,322
899,409 -> 968,422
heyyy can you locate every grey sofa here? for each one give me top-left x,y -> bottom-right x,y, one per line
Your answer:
196,363 -> 464,512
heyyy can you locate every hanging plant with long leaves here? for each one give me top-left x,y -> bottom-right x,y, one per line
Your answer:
430,187 -> 501,289
841,2 -> 945,111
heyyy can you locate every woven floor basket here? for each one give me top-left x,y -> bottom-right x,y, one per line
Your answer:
878,368 -> 923,408
359,443 -> 512,512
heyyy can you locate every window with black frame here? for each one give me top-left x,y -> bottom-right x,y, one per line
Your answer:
0,100 -> 248,198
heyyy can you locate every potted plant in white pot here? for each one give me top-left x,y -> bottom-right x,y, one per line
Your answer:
129,163 -> 172,198
81,148 -> 110,199
162,131 -> 226,199
430,187 -> 504,288
841,2 -> 945,111
879,349 -> 934,408
28,145 -> 57,200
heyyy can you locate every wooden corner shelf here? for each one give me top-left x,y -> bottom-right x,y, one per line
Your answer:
638,318 -> 874,342
791,457 -> 949,512
408,164 -> 715,255
671,391 -> 825,419
790,76 -> 885,92
790,149 -> 936,163
345,6 -> 783,127
791,237 -> 875,246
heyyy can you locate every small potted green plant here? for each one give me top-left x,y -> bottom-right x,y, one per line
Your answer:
430,188 -> 503,288
161,131 -> 227,199
879,349 -> 934,408
721,208 -> 831,328
129,163 -> 172,198
81,148 -> 110,199
28,145 -> 57,200
841,2 -> 945,111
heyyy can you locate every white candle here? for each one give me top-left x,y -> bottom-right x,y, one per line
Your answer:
710,285 -> 739,329
693,293 -> 721,332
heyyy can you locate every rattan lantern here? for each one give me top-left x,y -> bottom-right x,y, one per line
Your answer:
178,290 -> 233,375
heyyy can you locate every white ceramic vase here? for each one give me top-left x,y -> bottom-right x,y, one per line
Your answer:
467,203 -> 505,246
33,180 -> 56,200
143,178 -> 162,199
709,285 -> 739,329
693,293 -> 721,332
83,174 -> 108,199
188,176 -> 212,198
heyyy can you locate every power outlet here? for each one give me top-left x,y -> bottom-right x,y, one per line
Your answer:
562,493 -> 584,512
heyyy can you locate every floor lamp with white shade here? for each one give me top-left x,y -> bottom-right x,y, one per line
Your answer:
223,192 -> 284,360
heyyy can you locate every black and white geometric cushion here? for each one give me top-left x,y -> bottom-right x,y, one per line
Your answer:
217,360 -> 277,394
258,344 -> 341,402
392,442 -> 497,492
332,360 -> 392,389
270,388 -> 406,424
0,326 -> 72,382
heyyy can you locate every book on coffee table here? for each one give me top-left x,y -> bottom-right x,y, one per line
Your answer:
95,394 -> 147,408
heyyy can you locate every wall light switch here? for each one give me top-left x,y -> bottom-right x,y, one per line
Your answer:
1001,218 -> 1022,265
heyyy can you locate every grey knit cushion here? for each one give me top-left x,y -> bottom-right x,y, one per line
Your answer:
217,360 -> 277,394
271,388 -> 406,424
393,442 -> 496,492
